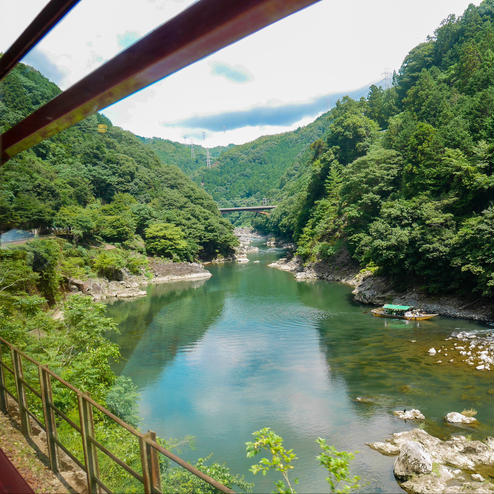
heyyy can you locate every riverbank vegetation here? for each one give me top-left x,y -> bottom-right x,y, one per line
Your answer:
255,0 -> 493,300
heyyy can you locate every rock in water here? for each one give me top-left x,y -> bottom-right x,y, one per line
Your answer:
445,411 -> 478,424
368,428 -> 494,494
394,441 -> 433,480
393,409 -> 425,421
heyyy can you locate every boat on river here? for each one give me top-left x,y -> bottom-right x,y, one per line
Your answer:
372,304 -> 438,321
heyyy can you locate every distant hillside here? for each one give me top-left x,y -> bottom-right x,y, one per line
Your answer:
142,83 -> 376,206
138,137 -> 230,175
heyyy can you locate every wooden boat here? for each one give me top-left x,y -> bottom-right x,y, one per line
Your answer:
371,304 -> 438,321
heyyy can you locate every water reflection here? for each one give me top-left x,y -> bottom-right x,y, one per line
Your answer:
107,278 -> 226,387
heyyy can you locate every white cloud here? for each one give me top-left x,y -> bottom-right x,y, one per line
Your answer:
2,0 -> 481,147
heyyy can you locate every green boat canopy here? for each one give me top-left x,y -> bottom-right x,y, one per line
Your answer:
383,304 -> 412,311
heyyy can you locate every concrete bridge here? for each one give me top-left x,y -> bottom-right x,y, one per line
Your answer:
219,206 -> 276,213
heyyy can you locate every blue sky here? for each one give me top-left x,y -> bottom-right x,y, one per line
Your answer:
2,0 -> 481,147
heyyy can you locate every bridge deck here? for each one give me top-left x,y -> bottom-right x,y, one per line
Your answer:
219,206 -> 276,213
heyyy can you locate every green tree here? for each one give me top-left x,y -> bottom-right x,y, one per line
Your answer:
54,205 -> 95,243
145,222 -> 191,261
246,428 -> 360,494
316,438 -> 360,494
246,427 -> 298,494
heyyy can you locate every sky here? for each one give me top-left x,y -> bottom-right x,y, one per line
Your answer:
1,0 -> 481,147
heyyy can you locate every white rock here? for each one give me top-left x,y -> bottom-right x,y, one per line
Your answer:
394,409 -> 425,421
445,412 -> 478,424
476,365 -> 485,370
438,465 -> 454,481
428,348 -> 437,355
394,441 -> 433,480
367,441 -> 400,456
472,473 -> 485,482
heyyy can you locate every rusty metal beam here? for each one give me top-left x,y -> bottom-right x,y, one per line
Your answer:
0,0 -> 81,82
0,0 -> 320,165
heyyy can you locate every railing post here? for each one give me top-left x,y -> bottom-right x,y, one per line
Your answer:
0,344 -> 8,412
79,394 -> 99,494
11,348 -> 31,437
145,430 -> 162,493
39,366 -> 59,472
139,435 -> 152,494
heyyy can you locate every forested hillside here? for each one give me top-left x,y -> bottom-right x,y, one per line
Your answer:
139,136 -> 230,175
193,116 -> 332,206
257,0 -> 493,299
0,62 -> 237,261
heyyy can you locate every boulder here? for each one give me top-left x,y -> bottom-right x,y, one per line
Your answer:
393,409 -> 425,421
367,441 -> 400,456
369,428 -> 494,494
445,412 -> 478,424
394,441 -> 433,480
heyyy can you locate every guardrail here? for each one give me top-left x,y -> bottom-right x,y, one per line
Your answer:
0,335 -> 234,494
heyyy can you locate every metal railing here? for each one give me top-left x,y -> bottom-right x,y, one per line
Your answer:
0,335 -> 234,494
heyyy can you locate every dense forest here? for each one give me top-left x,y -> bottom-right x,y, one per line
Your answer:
254,0 -> 493,299
0,63 -> 237,261
139,136 -> 230,175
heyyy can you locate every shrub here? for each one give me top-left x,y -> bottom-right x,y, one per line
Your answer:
92,250 -> 126,280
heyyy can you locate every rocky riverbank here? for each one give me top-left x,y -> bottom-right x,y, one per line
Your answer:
232,227 -> 264,263
368,428 -> 494,494
67,258 -> 211,301
268,248 -> 493,323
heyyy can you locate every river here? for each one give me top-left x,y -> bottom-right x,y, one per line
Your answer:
106,244 -> 493,493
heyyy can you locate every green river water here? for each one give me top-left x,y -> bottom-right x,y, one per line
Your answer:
107,245 -> 493,493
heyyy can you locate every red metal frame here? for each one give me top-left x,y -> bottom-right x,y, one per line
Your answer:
1,0 -> 320,165
0,448 -> 35,494
0,0 -> 81,81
